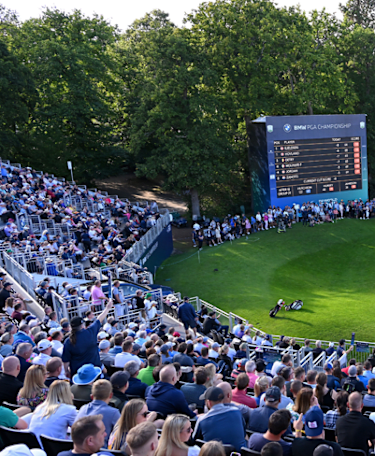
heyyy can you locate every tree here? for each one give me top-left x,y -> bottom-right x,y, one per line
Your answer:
340,0 -> 375,28
13,8 -> 125,182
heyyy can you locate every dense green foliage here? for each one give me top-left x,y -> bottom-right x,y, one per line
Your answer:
0,0 -> 375,212
156,219 -> 375,342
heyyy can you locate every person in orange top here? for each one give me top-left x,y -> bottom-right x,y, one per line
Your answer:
231,373 -> 257,408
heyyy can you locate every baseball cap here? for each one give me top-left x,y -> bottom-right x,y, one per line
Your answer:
160,345 -> 169,353
48,327 -> 62,336
313,445 -> 334,456
61,321 -> 70,329
348,365 -> 357,377
132,343 -> 141,352
265,386 -> 281,403
324,362 -> 333,371
128,322 -> 137,329
212,342 -> 220,349
97,331 -> 109,340
70,316 -> 84,328
203,337 -> 209,343
238,359 -> 247,368
199,386 -> 225,402
38,339 -> 52,351
99,340 -> 110,350
3,282 -> 13,288
110,371 -> 130,389
305,406 -> 324,437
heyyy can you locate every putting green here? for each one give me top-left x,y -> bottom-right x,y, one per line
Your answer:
155,219 -> 375,342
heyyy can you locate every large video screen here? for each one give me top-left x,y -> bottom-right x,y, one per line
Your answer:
264,115 -> 368,208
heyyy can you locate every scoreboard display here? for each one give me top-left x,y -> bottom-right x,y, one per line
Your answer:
250,114 -> 368,212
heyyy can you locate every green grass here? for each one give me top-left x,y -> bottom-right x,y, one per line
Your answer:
156,219 -> 375,342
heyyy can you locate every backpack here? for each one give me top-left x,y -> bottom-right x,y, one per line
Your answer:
342,380 -> 356,394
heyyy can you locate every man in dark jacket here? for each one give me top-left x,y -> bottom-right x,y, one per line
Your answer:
177,296 -> 198,338
146,364 -> 196,418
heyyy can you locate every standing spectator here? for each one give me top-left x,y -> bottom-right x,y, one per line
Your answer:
75,379 -> 120,448
336,339 -> 353,358
336,391 -> 375,454
292,407 -> 343,456
57,415 -> 108,456
248,409 -> 292,456
62,300 -> 113,377
177,296 -> 198,338
112,280 -> 126,318
17,364 -> 49,411
91,280 -> 108,311
0,357 -> 23,404
173,342 -> 195,382
193,386 -> 247,452
232,373 -> 257,408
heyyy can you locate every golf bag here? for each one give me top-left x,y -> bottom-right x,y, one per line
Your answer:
277,220 -> 286,233
284,300 -> 303,311
269,305 -> 281,318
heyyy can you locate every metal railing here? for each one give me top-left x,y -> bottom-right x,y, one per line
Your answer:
2,252 -> 36,298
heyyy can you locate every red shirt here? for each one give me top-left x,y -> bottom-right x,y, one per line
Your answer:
231,388 -> 257,408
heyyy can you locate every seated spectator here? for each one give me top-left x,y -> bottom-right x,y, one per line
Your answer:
304,370 -> 318,388
17,364 -> 48,411
245,360 -> 258,388
57,414 -> 108,456
146,364 -> 196,418
15,342 -> 33,382
255,359 -> 268,379
249,387 -> 288,434
13,322 -> 35,346
50,330 -> 64,354
193,386 -> 247,451
71,363 -> 101,401
325,391 -> 348,429
0,405 -> 28,431
342,365 -> 365,393
45,357 -> 63,387
181,366 -> 207,408
292,406 -> 343,456
115,340 -> 143,368
198,441 -> 226,456
231,358 -> 246,379
196,346 -> 217,367
75,379 -> 121,448
259,376 -> 293,410
341,358 -> 356,376
248,409 -> 292,456
336,391 -> 375,454
156,414 -> 200,456
0,356 -> 23,404
204,363 -> 222,388
289,380 -> 302,401
231,373 -> 257,408
312,340 -> 324,359
137,354 -> 161,386
173,342 -> 195,382
126,422 -> 158,456
33,339 -> 53,366
109,371 -> 130,411
324,363 -> 341,391
254,375 -> 270,406
234,342 -> 247,359
217,344 -> 232,373
29,380 -> 77,444
287,387 -> 318,422
124,360 -> 148,398
363,360 -> 375,381
0,332 -> 14,357
109,399 -> 161,452
272,354 -> 292,377
356,363 -> 369,387
314,373 -> 334,409
99,339 -> 115,369
208,342 -> 220,360
363,377 -> 375,407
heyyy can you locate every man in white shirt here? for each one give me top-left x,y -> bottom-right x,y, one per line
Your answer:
33,339 -> 67,378
114,340 -> 144,368
112,280 -> 126,318
208,342 -> 220,359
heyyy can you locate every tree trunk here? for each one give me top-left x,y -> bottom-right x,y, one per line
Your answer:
190,188 -> 201,220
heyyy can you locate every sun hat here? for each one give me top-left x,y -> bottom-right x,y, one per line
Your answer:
0,444 -> 46,456
72,364 -> 102,385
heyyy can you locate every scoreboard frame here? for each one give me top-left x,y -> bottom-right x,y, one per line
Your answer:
250,114 -> 368,212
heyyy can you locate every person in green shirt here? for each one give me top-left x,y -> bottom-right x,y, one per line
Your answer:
137,354 -> 161,386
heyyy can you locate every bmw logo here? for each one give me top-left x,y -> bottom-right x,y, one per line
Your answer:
283,124 -> 292,133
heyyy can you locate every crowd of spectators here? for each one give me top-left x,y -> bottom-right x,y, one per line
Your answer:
0,280 -> 374,456
191,198 -> 375,248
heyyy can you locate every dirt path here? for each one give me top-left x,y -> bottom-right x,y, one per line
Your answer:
96,174 -> 188,213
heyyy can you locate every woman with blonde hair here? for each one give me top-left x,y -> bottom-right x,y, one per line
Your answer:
198,441 -> 226,456
287,387 -> 319,422
109,398 -> 161,453
254,376 -> 269,406
29,380 -> 77,444
204,363 -> 222,388
17,364 -> 49,410
156,414 -> 199,456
